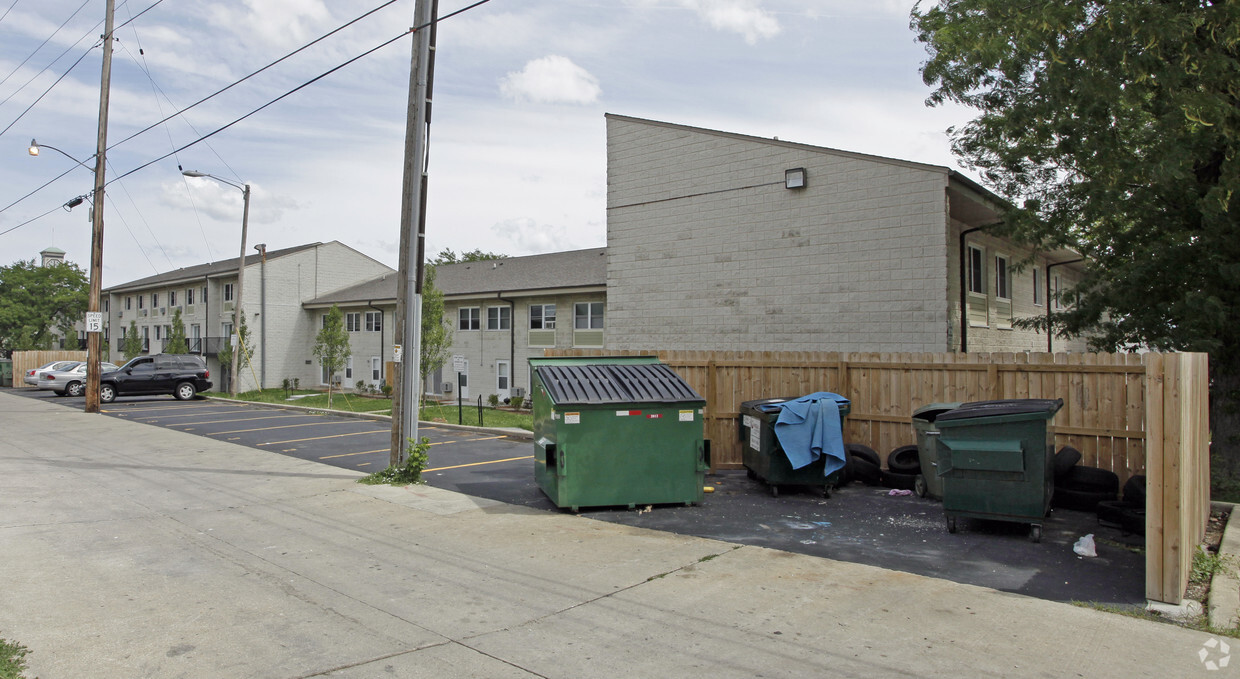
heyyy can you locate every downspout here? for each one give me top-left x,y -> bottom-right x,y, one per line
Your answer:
1045,258 -> 1084,353
498,294 -> 515,396
958,225 -> 990,353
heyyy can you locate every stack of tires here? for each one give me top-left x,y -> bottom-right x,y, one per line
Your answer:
1097,475 -> 1146,535
834,443 -> 921,491
1051,446 -> 1120,512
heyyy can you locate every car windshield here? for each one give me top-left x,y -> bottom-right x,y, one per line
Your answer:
50,361 -> 78,370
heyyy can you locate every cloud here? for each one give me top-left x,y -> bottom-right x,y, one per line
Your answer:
167,179 -> 298,225
679,0 -> 781,44
499,56 -> 602,105
490,218 -> 584,254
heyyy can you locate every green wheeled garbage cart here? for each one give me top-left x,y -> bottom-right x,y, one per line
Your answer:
935,398 -> 1063,542
739,394 -> 850,498
910,402 -> 961,500
530,356 -> 708,512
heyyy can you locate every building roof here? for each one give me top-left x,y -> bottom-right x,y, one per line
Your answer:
304,248 -> 608,307
103,242 -> 325,293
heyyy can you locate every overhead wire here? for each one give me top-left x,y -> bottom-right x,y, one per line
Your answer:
0,0 -> 21,25
0,0 -> 90,91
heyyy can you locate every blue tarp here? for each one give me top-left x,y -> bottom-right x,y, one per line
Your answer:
773,391 -> 847,477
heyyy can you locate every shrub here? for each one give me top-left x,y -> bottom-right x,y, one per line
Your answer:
511,395 -> 524,410
358,438 -> 431,486
487,393 -> 500,407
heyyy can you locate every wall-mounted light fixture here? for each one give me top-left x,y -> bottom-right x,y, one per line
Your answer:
785,167 -> 807,190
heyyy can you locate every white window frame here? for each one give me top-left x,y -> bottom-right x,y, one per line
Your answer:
169,290 -> 177,307
365,311 -> 382,332
371,357 -> 381,381
967,245 -> 986,295
529,304 -> 556,330
458,307 -> 480,331
1033,267 -> 1042,306
345,356 -> 353,380
223,283 -> 234,302
487,306 -> 511,331
345,312 -> 362,333
994,254 -> 1011,301
574,302 -> 604,330
186,288 -> 194,306
1053,275 -> 1064,310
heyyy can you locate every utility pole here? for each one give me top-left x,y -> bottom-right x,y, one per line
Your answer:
85,0 -> 115,414
391,0 -> 438,466
231,184 -> 251,396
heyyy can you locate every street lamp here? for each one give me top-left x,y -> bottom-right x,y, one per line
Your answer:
183,170 -> 251,397
28,138 -> 106,414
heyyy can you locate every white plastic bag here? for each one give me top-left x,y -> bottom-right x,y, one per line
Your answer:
1073,533 -> 1097,557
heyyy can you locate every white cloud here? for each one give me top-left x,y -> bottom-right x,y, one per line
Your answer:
499,56 -> 602,105
490,218 -> 583,254
679,0 -> 781,44
168,178 -> 297,225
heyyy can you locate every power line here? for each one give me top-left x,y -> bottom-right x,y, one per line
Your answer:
0,0 -> 90,91
0,204 -> 62,237
0,0 -> 22,26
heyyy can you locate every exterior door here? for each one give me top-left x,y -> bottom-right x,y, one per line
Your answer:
496,360 -> 510,401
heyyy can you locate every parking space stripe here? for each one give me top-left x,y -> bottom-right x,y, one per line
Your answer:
424,456 -> 533,473
256,430 -> 385,446
133,411 -> 296,422
319,450 -> 382,460
206,420 -> 348,435
158,414 -> 310,426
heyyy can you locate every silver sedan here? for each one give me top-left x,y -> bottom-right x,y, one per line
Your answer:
23,360 -> 82,386
39,361 -> 120,396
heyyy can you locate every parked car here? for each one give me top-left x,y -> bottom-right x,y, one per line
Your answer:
99,354 -> 212,403
23,360 -> 82,386
39,361 -> 121,396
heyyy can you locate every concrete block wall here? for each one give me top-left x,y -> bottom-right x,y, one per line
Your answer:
605,116 -> 952,353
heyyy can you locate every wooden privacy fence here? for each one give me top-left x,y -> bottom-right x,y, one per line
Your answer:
11,350 -> 88,387
547,349 -> 1210,604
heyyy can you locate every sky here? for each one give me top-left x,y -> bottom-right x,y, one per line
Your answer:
0,0 -> 975,287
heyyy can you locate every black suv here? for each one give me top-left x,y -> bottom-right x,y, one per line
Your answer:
99,354 -> 213,403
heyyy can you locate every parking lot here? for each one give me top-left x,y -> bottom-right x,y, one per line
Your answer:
8,387 -> 1147,607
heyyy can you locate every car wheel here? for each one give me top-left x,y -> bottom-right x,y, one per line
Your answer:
66,381 -> 84,397
886,444 -> 921,474
174,382 -> 198,401
99,385 -> 116,403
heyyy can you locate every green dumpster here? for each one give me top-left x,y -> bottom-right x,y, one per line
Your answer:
910,402 -> 961,500
530,356 -> 708,512
740,394 -> 850,498
935,398 -> 1063,542
0,359 -> 11,387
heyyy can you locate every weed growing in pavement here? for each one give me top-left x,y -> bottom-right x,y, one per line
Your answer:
0,636 -> 33,679
358,437 -> 431,486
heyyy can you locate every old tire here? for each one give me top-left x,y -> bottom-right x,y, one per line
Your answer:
1052,486 -> 1116,513
1122,474 -> 1146,506
886,445 -> 921,474
846,443 -> 881,469
850,457 -> 882,486
881,469 -> 917,491
1054,446 -> 1082,480
1061,466 -> 1120,494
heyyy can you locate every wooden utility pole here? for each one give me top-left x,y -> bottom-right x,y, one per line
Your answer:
391,0 -> 438,465
85,0 -> 115,414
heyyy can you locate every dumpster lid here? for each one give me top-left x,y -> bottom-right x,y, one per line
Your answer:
534,363 -> 704,406
911,402 -> 963,423
935,398 -> 1064,422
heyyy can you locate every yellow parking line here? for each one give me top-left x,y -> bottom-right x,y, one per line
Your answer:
319,449 -> 385,460
208,421 -> 347,435
130,408 -> 260,420
167,414 -> 308,426
104,403 -> 236,413
424,455 -> 533,473
257,430 -> 384,446
461,435 -> 508,442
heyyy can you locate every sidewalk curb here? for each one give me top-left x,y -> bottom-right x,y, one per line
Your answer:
1209,501 -> 1240,630
203,395 -> 534,443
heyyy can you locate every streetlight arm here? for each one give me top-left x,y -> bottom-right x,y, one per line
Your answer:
28,139 -> 96,173
182,169 -> 245,192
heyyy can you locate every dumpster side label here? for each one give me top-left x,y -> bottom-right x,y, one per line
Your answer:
680,410 -> 695,422
564,412 -> 580,424
647,413 -> 662,419
616,409 -> 642,417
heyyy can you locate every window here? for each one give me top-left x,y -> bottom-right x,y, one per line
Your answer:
345,356 -> 353,380
141,326 -> 150,351
967,245 -> 985,295
155,326 -> 161,340
222,322 -> 233,340
186,288 -> 194,306
530,304 -> 556,329
1033,268 -> 1042,306
103,299 -> 109,312
125,296 -> 132,310
223,283 -> 234,302
371,357 -> 381,381
1053,275 -> 1063,310
137,295 -> 144,309
574,302 -> 604,329
202,286 -> 208,303
487,306 -> 511,330
346,312 -> 362,332
169,290 -> 177,307
151,293 -> 159,308
995,255 -> 1011,300
365,311 -> 382,332
458,307 -> 480,330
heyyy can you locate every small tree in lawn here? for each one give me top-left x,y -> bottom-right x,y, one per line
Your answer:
218,315 -> 251,393
419,265 -> 452,408
313,305 -> 351,408
165,308 -> 188,354
122,320 -> 144,363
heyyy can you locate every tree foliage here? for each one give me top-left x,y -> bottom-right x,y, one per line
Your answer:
430,248 -> 506,265
912,0 -> 1240,484
0,258 -> 88,354
122,320 -> 144,363
313,305 -> 351,407
165,308 -> 188,354
420,264 -> 452,386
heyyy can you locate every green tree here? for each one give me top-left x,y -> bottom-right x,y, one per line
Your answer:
218,315 -> 252,392
165,308 -> 188,354
431,248 -> 506,265
911,0 -> 1240,490
0,258 -> 88,354
420,264 -> 453,400
122,320 -> 144,363
313,305 -> 351,408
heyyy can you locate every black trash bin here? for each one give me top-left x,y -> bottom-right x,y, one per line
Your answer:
739,393 -> 850,497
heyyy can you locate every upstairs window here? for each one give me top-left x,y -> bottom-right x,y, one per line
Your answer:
487,306 -> 511,331
458,307 -> 480,331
